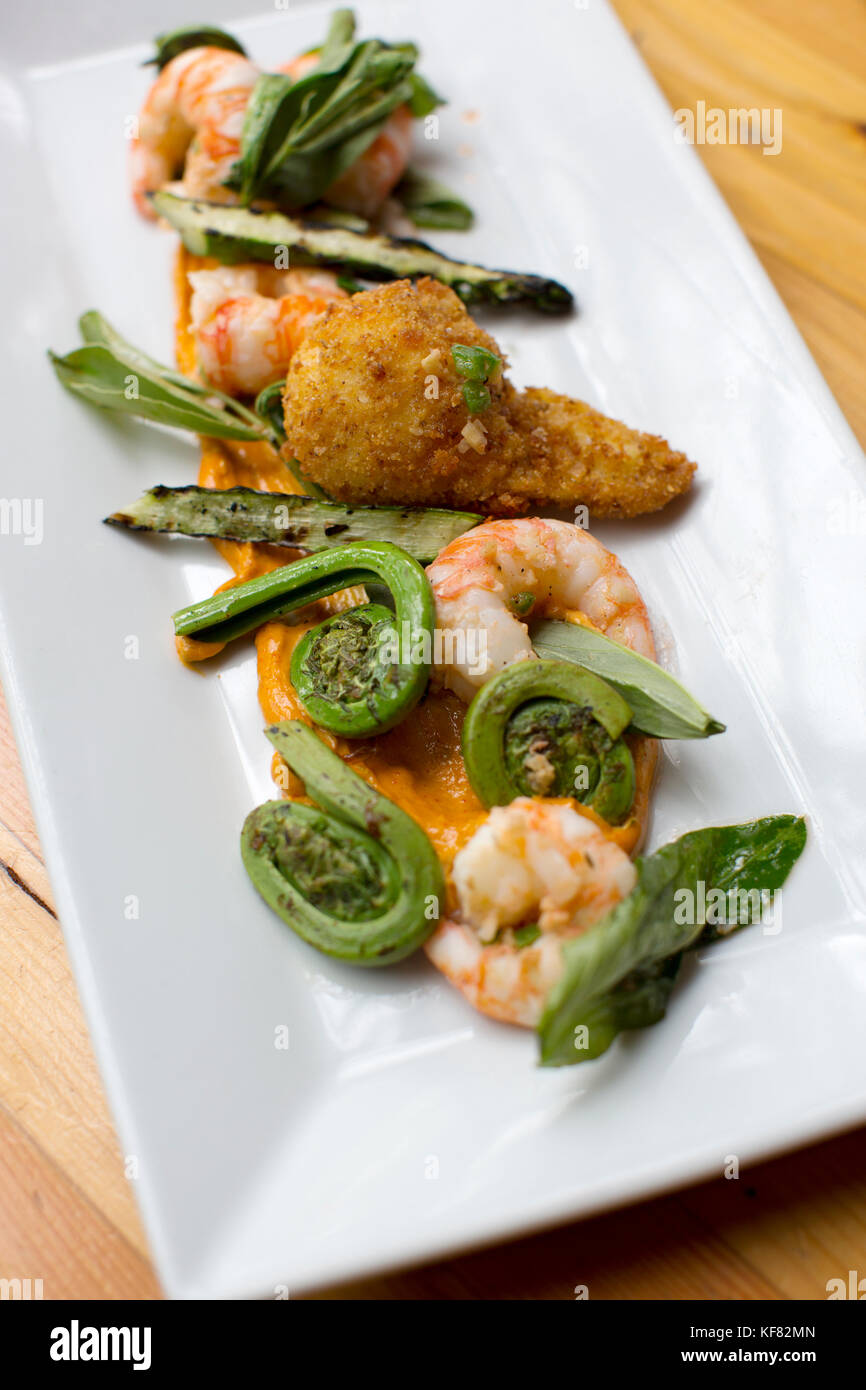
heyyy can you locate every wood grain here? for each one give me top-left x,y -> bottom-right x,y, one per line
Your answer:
2,0 -> 864,1300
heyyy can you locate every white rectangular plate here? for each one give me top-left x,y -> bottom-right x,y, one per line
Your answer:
2,0 -> 865,1299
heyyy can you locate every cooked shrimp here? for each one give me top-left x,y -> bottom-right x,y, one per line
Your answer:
133,44 -> 412,221
189,265 -> 347,394
426,798 -> 637,1026
426,517 -> 655,702
281,52 -> 412,217
131,46 -> 261,217
325,105 -> 412,218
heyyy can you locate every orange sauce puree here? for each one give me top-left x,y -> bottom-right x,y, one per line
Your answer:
172,246 -> 653,870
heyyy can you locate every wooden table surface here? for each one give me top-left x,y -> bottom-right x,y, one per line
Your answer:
2,0 -> 865,1301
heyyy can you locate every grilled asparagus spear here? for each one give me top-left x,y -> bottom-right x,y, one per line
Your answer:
150,191 -> 574,313
106,485 -> 481,563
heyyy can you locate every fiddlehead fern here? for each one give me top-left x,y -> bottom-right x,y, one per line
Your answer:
173,539 -> 436,736
291,603 -> 410,737
241,721 -> 445,964
462,659 -> 636,825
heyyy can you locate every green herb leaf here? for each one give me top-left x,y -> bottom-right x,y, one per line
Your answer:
253,380 -> 287,444
462,381 -> 491,414
78,310 -> 209,394
233,11 -> 422,209
50,311 -> 273,445
253,380 -> 327,494
451,343 -> 501,381
538,815 -> 807,1066
234,73 -> 296,205
513,924 -> 542,949
511,591 -> 535,616
408,72 -> 444,118
532,617 -> 725,740
145,25 -> 247,72
316,8 -> 358,68
396,168 -> 474,230
336,273 -> 365,293
265,53 -> 415,208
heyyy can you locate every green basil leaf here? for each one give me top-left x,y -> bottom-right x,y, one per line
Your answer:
232,13 -> 420,209
50,313 -> 272,444
538,815 -> 807,1066
408,72 -> 445,118
145,25 -> 246,72
397,169 -> 474,230
315,8 -> 358,71
265,110 -> 397,208
235,73 -> 296,204
77,311 -> 211,396
50,345 -> 264,441
532,617 -> 725,740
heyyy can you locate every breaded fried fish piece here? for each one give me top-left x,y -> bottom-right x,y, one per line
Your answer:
282,278 -> 695,517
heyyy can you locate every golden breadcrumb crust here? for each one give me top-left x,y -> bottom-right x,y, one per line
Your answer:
282,278 -> 695,516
